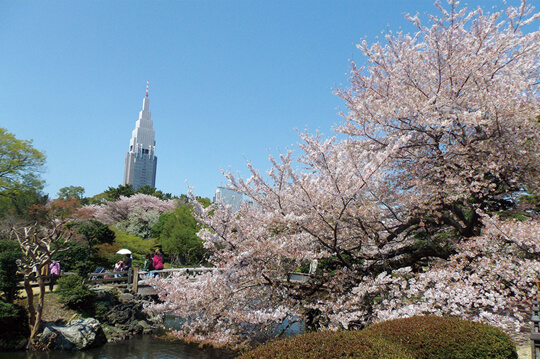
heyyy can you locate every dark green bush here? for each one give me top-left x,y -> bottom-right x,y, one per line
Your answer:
0,240 -> 23,303
238,330 -> 413,359
363,316 -> 517,359
55,275 -> 96,313
0,300 -> 29,349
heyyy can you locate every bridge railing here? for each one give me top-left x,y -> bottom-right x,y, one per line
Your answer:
86,270 -> 132,285
137,267 -> 215,279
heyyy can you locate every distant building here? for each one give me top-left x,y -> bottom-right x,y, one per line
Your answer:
123,80 -> 158,190
214,186 -> 244,209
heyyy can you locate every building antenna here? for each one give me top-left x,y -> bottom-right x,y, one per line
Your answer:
145,79 -> 149,97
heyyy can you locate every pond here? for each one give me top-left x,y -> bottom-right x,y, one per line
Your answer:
0,335 -> 237,359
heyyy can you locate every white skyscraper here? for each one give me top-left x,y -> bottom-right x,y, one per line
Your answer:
123,80 -> 157,190
214,186 -> 243,208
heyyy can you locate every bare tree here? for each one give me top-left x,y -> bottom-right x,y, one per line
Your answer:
11,222 -> 72,345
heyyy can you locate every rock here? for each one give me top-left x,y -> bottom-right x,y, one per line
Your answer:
128,322 -> 143,335
40,318 -> 107,350
138,320 -> 151,329
118,292 -> 134,303
106,302 -> 147,325
92,288 -> 117,308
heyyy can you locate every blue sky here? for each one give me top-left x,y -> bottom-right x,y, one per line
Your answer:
0,0 -> 521,200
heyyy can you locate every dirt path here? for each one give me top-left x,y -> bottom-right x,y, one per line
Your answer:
15,290 -> 78,323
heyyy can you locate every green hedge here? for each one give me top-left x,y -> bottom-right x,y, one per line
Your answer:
55,275 -> 96,313
238,316 -> 517,359
238,330 -> 413,359
0,300 -> 29,349
363,316 -> 517,359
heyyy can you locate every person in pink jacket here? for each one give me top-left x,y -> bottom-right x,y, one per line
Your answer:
153,250 -> 164,271
49,260 -> 61,291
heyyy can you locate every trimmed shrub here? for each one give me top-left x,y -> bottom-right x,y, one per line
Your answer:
55,275 -> 96,313
0,240 -> 23,303
363,316 -> 517,359
238,330 -> 413,359
238,316 -> 517,359
0,300 -> 29,349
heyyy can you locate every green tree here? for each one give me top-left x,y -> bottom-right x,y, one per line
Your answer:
136,185 -> 173,200
77,219 -> 115,247
114,228 -> 156,256
0,128 -> 45,192
57,185 -> 85,201
103,184 -> 135,201
0,188 -> 48,222
0,128 -> 47,225
158,204 -> 207,265
152,212 -> 174,239
78,219 -> 115,274
57,220 -> 115,276
0,240 -> 23,303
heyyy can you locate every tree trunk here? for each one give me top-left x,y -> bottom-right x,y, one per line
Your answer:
23,276 -> 35,328
29,274 -> 46,343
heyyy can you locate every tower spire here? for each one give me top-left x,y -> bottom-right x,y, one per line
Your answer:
145,79 -> 149,97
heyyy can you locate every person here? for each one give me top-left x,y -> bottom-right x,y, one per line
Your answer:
49,260 -> 61,292
114,260 -> 124,278
155,248 -> 164,262
143,253 -> 154,272
153,250 -> 164,272
124,253 -> 132,271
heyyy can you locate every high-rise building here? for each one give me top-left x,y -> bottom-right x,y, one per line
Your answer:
214,186 -> 244,209
123,80 -> 157,190
213,186 -> 257,210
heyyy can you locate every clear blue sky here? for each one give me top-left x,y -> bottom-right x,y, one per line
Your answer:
0,0 -> 519,200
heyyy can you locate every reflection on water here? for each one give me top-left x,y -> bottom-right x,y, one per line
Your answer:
0,335 -> 236,359
1,315 -> 303,358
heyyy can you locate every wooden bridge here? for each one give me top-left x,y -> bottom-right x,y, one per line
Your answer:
86,266 -> 315,296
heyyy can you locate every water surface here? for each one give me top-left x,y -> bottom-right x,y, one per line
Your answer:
0,335 -> 236,359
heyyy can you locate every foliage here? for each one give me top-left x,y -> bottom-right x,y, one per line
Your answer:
0,300 -> 29,348
55,275 -> 96,312
0,240 -> 22,303
103,184 -> 135,201
238,330 -> 413,359
57,185 -> 85,201
158,205 -> 207,265
152,212 -> 174,239
147,1 -> 540,346
239,316 -> 516,359
0,188 -> 48,223
76,219 -> 115,247
0,127 -> 46,193
363,316 -> 517,359
136,185 -> 173,200
52,240 -> 89,273
114,228 -> 157,257
102,184 -> 173,201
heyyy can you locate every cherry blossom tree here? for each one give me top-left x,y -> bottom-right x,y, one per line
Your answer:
147,0 -> 540,346
85,193 -> 176,226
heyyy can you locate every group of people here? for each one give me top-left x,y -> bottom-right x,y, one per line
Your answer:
143,249 -> 164,273
112,249 -> 164,277
113,253 -> 133,277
